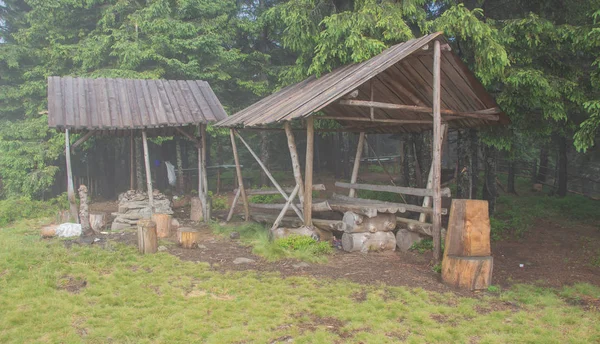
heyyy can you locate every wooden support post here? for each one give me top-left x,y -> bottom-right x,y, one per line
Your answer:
141,130 -> 154,213
432,40 -> 443,263
419,123 -> 448,223
235,130 -> 304,221
65,129 -> 79,223
130,131 -> 135,190
200,124 -> 209,222
271,184 -> 300,231
284,122 -> 304,205
349,132 -> 365,198
226,188 -> 241,222
230,129 -> 249,221
304,117 -> 314,226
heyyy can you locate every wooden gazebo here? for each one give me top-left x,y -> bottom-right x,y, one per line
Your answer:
216,33 -> 509,261
48,77 -> 227,223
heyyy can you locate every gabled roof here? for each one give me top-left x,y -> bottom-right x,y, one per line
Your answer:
216,33 -> 509,133
48,77 -> 227,134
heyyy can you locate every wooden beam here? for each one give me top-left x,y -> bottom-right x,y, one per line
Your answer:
230,129 -> 249,221
284,122 -> 305,205
249,201 -> 331,213
71,131 -> 95,150
304,117 -> 314,225
271,184 -> 301,231
235,130 -> 304,221
141,130 -> 154,213
200,124 -> 209,223
235,184 -> 326,196
331,194 -> 447,216
175,126 -> 200,147
65,129 -> 79,223
335,182 -> 451,198
432,39 -> 443,263
338,100 -> 501,121
226,188 -> 241,222
349,132 -> 365,197
130,131 -> 134,190
419,123 -> 448,223
318,116 -> 432,125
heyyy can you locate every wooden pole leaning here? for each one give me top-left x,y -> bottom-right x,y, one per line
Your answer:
65,129 -> 79,223
348,132 -> 366,198
230,129 -> 249,221
432,40 -> 443,263
234,130 -> 304,221
226,188 -> 241,222
141,129 -> 154,213
271,184 -> 301,231
284,122 -> 305,205
419,123 -> 448,223
304,117 -> 314,226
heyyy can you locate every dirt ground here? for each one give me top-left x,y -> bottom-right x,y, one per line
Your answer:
97,196 -> 600,294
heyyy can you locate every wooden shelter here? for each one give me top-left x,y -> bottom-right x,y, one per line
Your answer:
216,33 -> 509,261
48,77 -> 227,223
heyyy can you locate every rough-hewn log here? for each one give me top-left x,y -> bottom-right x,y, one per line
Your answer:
137,219 -> 157,254
396,217 -> 446,237
271,184 -> 300,231
71,131 -> 96,150
304,117 -> 314,225
230,129 -> 249,221
342,212 -> 396,233
442,255 -> 493,290
432,39 -> 442,263
65,129 -> 79,223
226,188 -> 241,222
235,184 -> 325,196
331,194 -> 447,216
252,214 -> 342,232
78,185 -> 92,235
141,130 -> 154,212
335,181 -> 451,198
341,232 -> 396,252
152,213 -> 172,238
249,201 -> 331,212
284,122 -> 305,205
396,228 -> 424,252
41,225 -> 58,238
419,123 -> 448,222
349,132 -> 365,198
190,197 -> 203,222
89,212 -> 107,233
445,199 -> 491,257
178,227 -> 201,249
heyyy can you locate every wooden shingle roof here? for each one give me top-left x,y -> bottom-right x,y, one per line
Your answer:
216,33 -> 509,133
48,77 -> 227,134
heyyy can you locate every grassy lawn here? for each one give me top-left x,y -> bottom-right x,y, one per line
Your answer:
1,219 -> 599,343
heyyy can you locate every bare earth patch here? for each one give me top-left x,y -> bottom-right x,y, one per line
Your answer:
57,275 -> 87,294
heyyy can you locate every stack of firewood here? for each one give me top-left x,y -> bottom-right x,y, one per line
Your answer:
340,211 -> 397,252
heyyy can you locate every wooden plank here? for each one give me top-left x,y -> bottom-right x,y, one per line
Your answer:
348,132 -> 365,197
169,80 -> 194,124
432,39 -> 442,263
187,80 -> 213,122
65,129 -> 79,223
152,80 -> 174,125
249,201 -> 331,212
304,117 -> 314,225
177,80 -> 202,123
134,79 -> 152,128
318,116 -> 432,124
271,184 -> 301,230
106,78 -> 122,128
419,123 -> 448,222
236,184 -> 326,196
200,124 -> 209,222
63,77 -> 76,129
230,129 -> 249,221
130,131 -> 135,190
115,79 -> 131,128
125,79 -> 143,127
226,188 -> 241,222
47,77 -> 57,127
335,182 -> 451,198
71,131 -> 95,150
284,121 -> 305,204
76,77 -> 87,128
235,131 -> 304,221
331,194 -> 447,215
174,126 -> 200,146
142,130 -> 154,212
197,81 -> 219,122
338,100 -> 500,121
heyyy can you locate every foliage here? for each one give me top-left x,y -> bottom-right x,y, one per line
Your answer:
0,194 -> 68,227
248,193 -> 283,204
274,235 -> 332,256
209,192 -> 228,211
410,238 -> 434,254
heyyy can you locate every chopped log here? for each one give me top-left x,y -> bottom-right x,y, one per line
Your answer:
396,228 -> 424,252
89,212 -> 107,233
137,219 -> 157,254
78,185 -> 92,235
41,225 -> 58,238
532,183 -> 543,192
152,213 -> 172,238
235,184 -> 326,196
190,197 -> 203,222
331,194 -> 447,215
341,232 -> 396,252
304,117 -> 314,225
335,181 -> 451,198
445,199 -> 491,257
313,219 -> 344,232
171,218 -> 180,232
396,217 -> 448,238
178,227 -> 201,249
342,212 -> 396,233
442,255 -> 493,290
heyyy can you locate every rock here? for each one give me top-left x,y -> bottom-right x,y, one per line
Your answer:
233,257 -> 255,265
197,244 -> 207,249
158,246 -> 168,252
229,232 -> 240,240
396,228 -> 424,252
292,262 -> 310,269
111,221 -> 132,231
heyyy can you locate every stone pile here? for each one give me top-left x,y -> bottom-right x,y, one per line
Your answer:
111,190 -> 173,230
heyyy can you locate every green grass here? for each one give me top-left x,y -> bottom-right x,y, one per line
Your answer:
210,222 -> 332,263
1,219 -> 599,343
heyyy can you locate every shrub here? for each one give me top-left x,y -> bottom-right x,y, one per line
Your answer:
367,165 -> 385,173
0,194 -> 68,227
410,238 -> 433,253
249,194 -> 283,204
274,235 -> 332,256
208,192 -> 228,210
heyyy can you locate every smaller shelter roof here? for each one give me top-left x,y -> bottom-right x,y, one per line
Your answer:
216,33 -> 509,133
48,77 -> 227,135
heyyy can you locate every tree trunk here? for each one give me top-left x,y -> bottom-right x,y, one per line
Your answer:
137,219 -> 157,254
341,232 -> 396,252
507,160 -> 516,194
78,185 -> 92,236
482,146 -> 498,216
557,136 -> 568,197
175,136 -> 185,193
260,131 -> 269,187
469,129 -> 479,199
537,145 -> 549,183
135,137 -> 144,191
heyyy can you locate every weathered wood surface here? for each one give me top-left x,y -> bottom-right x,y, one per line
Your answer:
190,197 -> 203,222
442,255 -> 493,290
445,199 -> 491,257
335,181 -> 451,198
331,194 -> 447,216
341,232 -> 396,252
141,130 -> 154,212
304,117 -> 314,225
226,188 -> 241,222
419,123 -> 448,222
396,228 -> 424,252
230,129 -> 249,221
271,184 -> 301,231
65,129 -> 79,224
284,122 -> 305,204
348,132 -> 365,198
137,219 -> 157,254
200,124 -> 209,223
342,212 -> 396,233
89,212 -> 107,233
249,201 -> 331,213
396,216 -> 446,238
252,214 -> 342,232
152,213 -> 172,238
56,210 -> 73,224
432,39 -> 443,263
178,227 -> 201,249
318,116 -> 432,125
78,184 -> 92,235
234,184 -> 325,196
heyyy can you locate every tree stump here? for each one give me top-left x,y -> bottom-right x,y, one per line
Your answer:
342,212 -> 396,233
152,213 -> 172,238
445,199 -> 491,257
396,228 -> 424,252
442,255 -> 493,290
190,197 -> 203,222
178,227 -> 201,249
341,232 -> 396,252
78,185 -> 92,235
137,219 -> 157,254
40,225 -> 58,238
89,212 -> 107,233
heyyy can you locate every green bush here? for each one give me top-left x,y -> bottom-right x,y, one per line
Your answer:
0,194 -> 68,227
410,238 -> 433,253
208,192 -> 228,210
249,194 -> 283,204
274,235 -> 332,256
